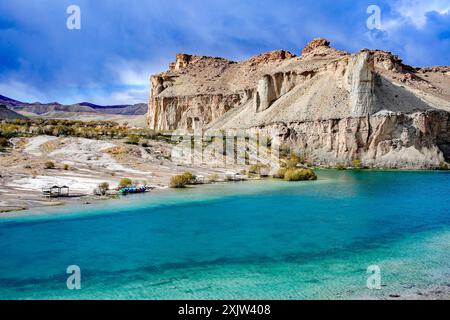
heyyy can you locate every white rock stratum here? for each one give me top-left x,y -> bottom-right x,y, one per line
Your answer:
147,39 -> 450,168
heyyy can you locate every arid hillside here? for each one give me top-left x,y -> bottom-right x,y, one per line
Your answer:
147,38 -> 450,168
0,105 -> 26,120
0,95 -> 147,127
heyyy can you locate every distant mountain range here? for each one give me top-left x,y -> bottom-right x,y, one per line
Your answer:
0,95 -> 147,116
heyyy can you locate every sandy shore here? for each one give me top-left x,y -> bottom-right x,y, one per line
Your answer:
0,135 -> 246,213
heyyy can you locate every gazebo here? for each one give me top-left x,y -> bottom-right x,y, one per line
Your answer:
42,185 -> 70,198
60,185 -> 70,197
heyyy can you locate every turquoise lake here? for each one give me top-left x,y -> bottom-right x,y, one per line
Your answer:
0,170 -> 449,299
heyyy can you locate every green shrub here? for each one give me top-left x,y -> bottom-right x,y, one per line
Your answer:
44,161 -> 55,169
273,168 -> 287,179
352,159 -> 362,168
97,182 -> 110,195
285,154 -> 298,168
118,178 -> 133,188
438,162 -> 449,170
0,118 -> 171,143
284,168 -> 317,181
336,163 -> 347,170
169,172 -> 197,188
126,134 -> 140,145
286,159 -> 298,169
170,174 -> 190,188
181,172 -> 196,184
63,164 -> 70,170
0,137 -> 9,151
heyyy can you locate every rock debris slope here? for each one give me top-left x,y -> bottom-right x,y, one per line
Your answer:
147,38 -> 450,168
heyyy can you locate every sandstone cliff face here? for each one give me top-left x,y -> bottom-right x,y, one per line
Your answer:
148,39 -> 450,168
346,51 -> 375,116
148,91 -> 249,131
258,110 -> 449,168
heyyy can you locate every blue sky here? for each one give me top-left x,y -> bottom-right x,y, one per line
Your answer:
0,0 -> 449,105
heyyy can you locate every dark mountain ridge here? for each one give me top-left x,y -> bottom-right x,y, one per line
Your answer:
0,95 -> 147,116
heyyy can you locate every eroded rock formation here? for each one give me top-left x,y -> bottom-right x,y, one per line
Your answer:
347,50 -> 375,116
147,39 -> 450,168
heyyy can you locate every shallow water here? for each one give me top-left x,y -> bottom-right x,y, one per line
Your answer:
0,170 -> 449,299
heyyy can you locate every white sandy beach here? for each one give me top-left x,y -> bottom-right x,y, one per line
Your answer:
0,135 -> 247,212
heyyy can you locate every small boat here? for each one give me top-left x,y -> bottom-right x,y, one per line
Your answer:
119,186 -> 147,195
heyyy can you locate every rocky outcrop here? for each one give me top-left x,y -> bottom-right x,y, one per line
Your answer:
168,54 -> 213,71
147,50 -> 294,130
346,50 -> 375,116
147,39 -> 450,168
255,75 -> 276,113
254,70 -> 315,113
148,92 -> 251,131
301,38 -> 330,55
301,38 -> 347,58
259,110 -> 450,168
248,50 -> 296,64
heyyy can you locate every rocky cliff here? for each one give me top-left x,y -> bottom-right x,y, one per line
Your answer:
147,38 -> 450,168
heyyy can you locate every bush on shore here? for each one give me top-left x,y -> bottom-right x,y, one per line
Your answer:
170,172 -> 196,188
286,154 -> 308,168
352,159 -> 362,168
170,174 -> 189,188
284,168 -> 317,181
118,178 -> 133,189
181,172 -> 196,183
438,162 -> 449,170
97,182 -> 110,196
335,163 -> 347,170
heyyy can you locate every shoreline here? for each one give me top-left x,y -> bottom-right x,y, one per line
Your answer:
1,135 -> 448,215
1,168 -> 449,215
0,135 -> 249,214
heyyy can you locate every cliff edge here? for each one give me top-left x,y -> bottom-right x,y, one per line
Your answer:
147,39 -> 450,168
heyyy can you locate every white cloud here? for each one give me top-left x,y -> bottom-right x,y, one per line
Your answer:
0,80 -> 46,103
108,58 -> 168,87
108,88 -> 149,105
393,0 -> 450,29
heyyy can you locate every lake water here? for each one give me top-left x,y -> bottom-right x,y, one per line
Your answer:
0,170 -> 449,299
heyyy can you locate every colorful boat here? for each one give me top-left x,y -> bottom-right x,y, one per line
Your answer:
119,186 -> 146,194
